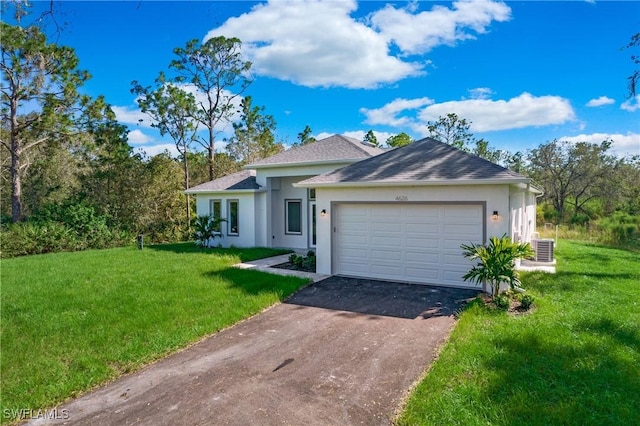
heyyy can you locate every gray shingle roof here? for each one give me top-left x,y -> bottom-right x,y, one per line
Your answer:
297,138 -> 528,186
245,134 -> 384,168
186,170 -> 260,193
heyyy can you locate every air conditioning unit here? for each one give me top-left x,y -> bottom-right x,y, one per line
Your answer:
532,239 -> 554,262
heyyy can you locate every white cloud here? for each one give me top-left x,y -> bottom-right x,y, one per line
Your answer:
136,143 -> 181,158
468,87 -> 494,100
360,97 -> 434,126
361,93 -> 575,135
417,92 -> 576,132
586,96 -> 615,107
559,132 -> 640,157
370,0 -> 511,54
112,105 -> 152,127
315,130 -> 395,145
621,96 -> 640,112
127,129 -> 154,145
205,0 -> 510,88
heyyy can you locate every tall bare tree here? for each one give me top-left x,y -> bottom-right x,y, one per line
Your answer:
132,75 -> 199,222
169,37 -> 252,180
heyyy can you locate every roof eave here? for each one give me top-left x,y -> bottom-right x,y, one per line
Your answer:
294,178 -> 531,188
245,158 -> 363,170
184,188 -> 266,195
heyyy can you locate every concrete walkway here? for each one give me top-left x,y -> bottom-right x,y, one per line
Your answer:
28,277 -> 479,426
234,252 -> 330,282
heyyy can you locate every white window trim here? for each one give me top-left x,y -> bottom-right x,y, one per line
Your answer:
285,199 -> 303,235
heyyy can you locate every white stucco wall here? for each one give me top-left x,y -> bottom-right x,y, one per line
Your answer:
269,176 -> 313,249
313,185 -> 513,276
194,191 -> 260,248
509,186 -> 538,243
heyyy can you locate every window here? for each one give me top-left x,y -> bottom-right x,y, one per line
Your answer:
285,199 -> 302,235
227,200 -> 239,236
308,188 -> 316,200
209,199 -> 221,232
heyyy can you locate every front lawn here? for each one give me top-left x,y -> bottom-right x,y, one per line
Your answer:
398,240 -> 640,425
0,243 -> 308,423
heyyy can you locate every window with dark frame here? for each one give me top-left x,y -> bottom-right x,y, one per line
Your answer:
285,199 -> 302,235
227,200 -> 239,236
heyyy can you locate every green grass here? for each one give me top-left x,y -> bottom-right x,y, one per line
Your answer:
398,240 -> 640,426
0,243 -> 307,423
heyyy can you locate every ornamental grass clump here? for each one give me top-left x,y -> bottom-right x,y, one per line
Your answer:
461,234 -> 534,298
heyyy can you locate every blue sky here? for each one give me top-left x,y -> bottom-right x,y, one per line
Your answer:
23,0 -> 640,158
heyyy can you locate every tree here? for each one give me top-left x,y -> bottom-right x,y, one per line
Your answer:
363,130 -> 379,147
132,76 -> 199,223
226,96 -> 283,164
461,235 -> 534,298
296,125 -> 316,146
624,32 -> 639,97
426,113 -> 474,150
386,132 -> 412,148
527,139 -> 618,223
473,139 -> 503,164
1,21 -> 90,221
169,36 -> 252,180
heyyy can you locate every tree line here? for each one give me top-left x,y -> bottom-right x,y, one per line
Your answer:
1,4 -> 638,256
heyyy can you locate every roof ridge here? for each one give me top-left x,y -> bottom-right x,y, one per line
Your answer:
414,137 -> 524,178
336,134 -> 385,157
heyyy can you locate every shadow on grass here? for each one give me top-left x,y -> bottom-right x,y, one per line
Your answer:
204,267 -> 310,297
148,242 -> 290,262
285,276 -> 480,319
482,322 -> 640,424
575,316 -> 640,352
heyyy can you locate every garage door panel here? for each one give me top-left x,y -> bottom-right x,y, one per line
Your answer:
405,223 -> 439,233
406,206 -> 438,217
371,236 -> 402,246
406,267 -> 439,280
340,262 -> 369,274
335,203 -> 483,287
340,246 -> 369,258
406,238 -> 439,248
406,252 -> 439,263
371,264 -> 403,276
341,235 -> 369,246
371,249 -> 402,261
444,223 -> 480,234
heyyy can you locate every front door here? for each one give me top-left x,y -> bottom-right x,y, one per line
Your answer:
309,201 -> 317,248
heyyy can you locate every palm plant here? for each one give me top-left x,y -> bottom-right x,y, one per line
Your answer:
461,235 -> 534,298
193,215 -> 226,248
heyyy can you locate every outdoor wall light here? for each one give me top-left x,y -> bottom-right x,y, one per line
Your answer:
492,210 -> 499,221
320,209 -> 327,217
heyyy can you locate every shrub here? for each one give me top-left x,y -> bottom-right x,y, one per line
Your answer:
597,212 -> 640,246
494,294 -> 510,310
461,235 -> 534,298
287,253 -> 315,271
302,254 -> 316,271
1,221 -> 77,258
521,294 -> 535,310
193,215 -> 225,248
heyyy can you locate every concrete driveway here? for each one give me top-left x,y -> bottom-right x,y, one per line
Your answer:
29,277 -> 478,426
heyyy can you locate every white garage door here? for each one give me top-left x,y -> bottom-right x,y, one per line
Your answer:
334,203 -> 484,288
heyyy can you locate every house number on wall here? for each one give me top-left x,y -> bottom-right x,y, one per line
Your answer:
395,195 -> 408,201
